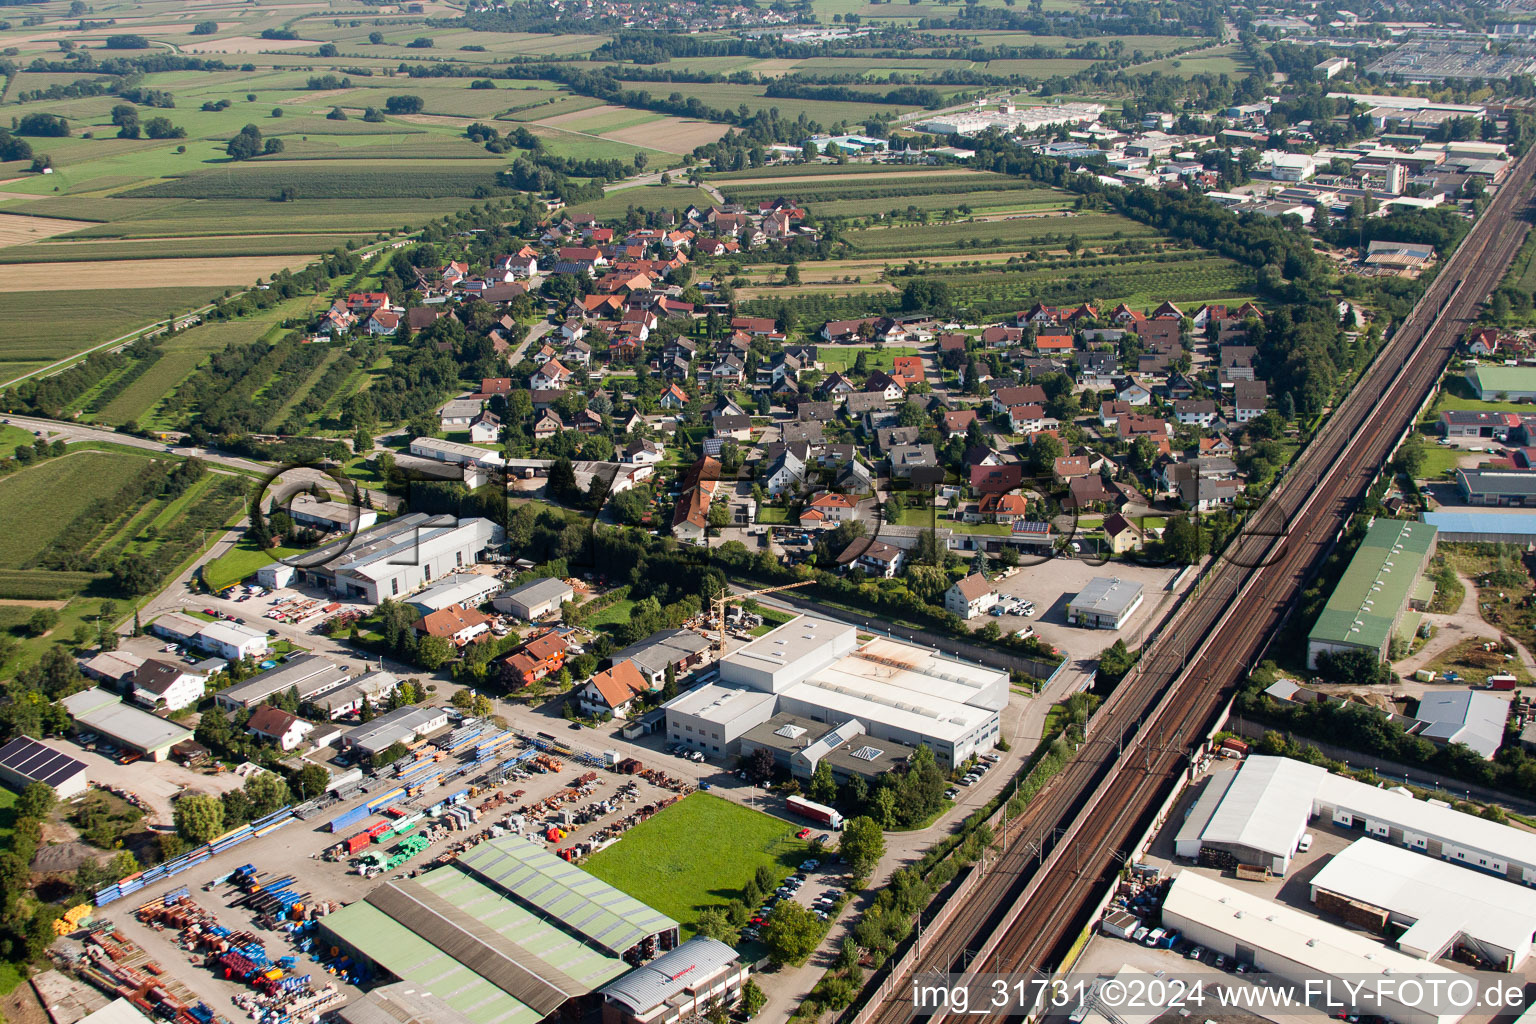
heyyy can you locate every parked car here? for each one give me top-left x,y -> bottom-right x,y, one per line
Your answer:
800,859 -> 819,871
1187,946 -> 1205,961
1298,833 -> 1314,853
1132,926 -> 1150,943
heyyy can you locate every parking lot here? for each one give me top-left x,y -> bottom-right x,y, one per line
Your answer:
988,557 -> 1190,651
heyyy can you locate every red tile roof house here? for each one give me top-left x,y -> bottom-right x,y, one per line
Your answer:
971,463 -> 1024,494
501,631 -> 568,687
579,659 -> 650,718
414,603 -> 493,647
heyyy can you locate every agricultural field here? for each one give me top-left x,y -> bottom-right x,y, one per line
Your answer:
582,792 -> 811,937
0,287 -> 229,387
0,451 -> 153,568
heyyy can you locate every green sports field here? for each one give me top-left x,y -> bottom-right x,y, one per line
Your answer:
582,792 -> 812,937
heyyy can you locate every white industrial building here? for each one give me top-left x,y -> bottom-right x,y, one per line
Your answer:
149,612 -> 268,661
1177,755 -> 1536,887
663,617 -> 1006,769
917,101 -> 1105,137
406,572 -> 502,614
1161,872 -> 1463,1024
298,514 -> 504,605
286,495 -> 378,534
493,577 -> 574,620
1310,837 -> 1536,970
1066,577 -> 1144,630
1174,757 -> 1321,875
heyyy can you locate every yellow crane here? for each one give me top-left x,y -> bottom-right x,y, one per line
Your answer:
709,580 -> 815,650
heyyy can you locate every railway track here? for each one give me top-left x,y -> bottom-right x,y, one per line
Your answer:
858,147 -> 1536,1024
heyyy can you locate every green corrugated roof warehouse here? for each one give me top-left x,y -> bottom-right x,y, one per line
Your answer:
319,837 -> 679,1024
1307,519 -> 1437,669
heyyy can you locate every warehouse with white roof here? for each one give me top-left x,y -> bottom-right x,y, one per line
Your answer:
1173,757 -> 1325,875
1162,871 -> 1462,1024
1310,837 -> 1536,970
663,617 -> 1006,769
1177,755 -> 1536,887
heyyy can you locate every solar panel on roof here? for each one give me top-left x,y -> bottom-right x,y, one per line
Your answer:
0,736 -> 85,788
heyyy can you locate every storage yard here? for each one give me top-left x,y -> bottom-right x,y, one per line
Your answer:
55,732 -> 720,1024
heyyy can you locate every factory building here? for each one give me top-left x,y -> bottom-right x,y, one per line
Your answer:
1066,577 -> 1144,630
320,837 -> 680,1024
599,937 -> 748,1024
1306,518 -> 1436,668
1178,755 -> 1536,887
341,705 -> 450,758
0,736 -> 88,799
1422,509 -> 1536,545
1161,872 -> 1462,1024
297,514 -> 504,605
663,617 -> 1005,769
61,690 -> 191,762
1173,757 -> 1322,875
737,713 -> 917,784
406,573 -> 503,615
214,653 -> 351,711
1310,838 -> 1536,970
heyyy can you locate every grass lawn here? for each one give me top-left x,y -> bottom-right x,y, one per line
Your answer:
750,607 -> 795,636
818,346 -> 917,372
1416,446 -> 1467,481
582,598 -> 637,637
582,792 -> 809,937
757,507 -> 790,524
202,541 -> 303,591
0,424 -> 37,459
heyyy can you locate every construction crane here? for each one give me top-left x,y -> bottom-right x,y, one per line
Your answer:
709,580 -> 815,650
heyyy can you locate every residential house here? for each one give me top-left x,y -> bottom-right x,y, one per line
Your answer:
942,409 -> 978,438
660,383 -> 689,410
671,457 -> 720,544
366,309 -> 401,336
713,414 -> 752,442
982,325 -> 1025,349
945,573 -> 998,619
978,493 -> 1029,524
990,385 -> 1047,417
1035,329 -> 1074,354
802,492 -> 858,524
888,443 -> 939,479
246,706 -> 314,752
533,411 -> 563,441
1053,456 -> 1092,484
127,659 -> 205,713
469,410 -> 501,444
1232,381 -> 1268,423
732,316 -> 778,337
820,373 -> 856,398
1008,404 -> 1048,435
891,356 -> 925,389
501,631 -> 569,687
1181,475 -> 1241,512
624,439 -> 664,465
579,660 -> 650,719
852,538 -> 903,578
875,426 -> 921,452
763,446 -> 806,497
971,463 -> 1023,494
414,603 -> 493,647
864,371 -> 906,403
1099,400 -> 1133,428
1104,513 -> 1143,553
1174,400 -> 1219,427
530,359 -> 573,390
1117,379 -> 1153,406
1065,474 -> 1115,511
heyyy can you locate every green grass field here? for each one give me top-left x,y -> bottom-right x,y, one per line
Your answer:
583,792 -> 809,937
203,540 -> 302,591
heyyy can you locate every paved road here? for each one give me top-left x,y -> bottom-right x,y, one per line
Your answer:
607,170 -> 725,204
6,414 -> 398,510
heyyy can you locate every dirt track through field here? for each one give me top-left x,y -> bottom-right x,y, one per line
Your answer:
0,255 -> 317,292
0,214 -> 98,250
282,87 -> 357,104
182,34 -> 320,52
717,168 -> 981,187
